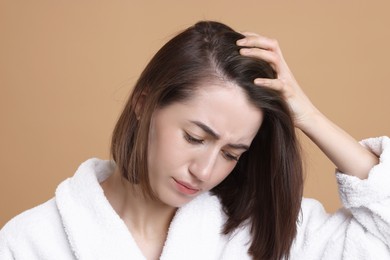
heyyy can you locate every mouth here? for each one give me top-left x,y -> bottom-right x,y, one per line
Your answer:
172,178 -> 200,195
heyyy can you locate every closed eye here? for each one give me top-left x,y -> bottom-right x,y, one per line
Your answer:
184,132 -> 204,144
222,150 -> 239,161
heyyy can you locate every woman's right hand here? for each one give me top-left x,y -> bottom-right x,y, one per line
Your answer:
236,32 -> 319,132
237,32 -> 378,180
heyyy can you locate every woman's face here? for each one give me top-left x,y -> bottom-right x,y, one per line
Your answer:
147,82 -> 263,208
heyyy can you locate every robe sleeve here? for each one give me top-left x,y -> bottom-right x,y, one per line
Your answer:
291,136 -> 390,259
337,136 -> 390,247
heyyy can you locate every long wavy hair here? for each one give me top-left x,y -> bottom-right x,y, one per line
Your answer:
111,21 -> 303,259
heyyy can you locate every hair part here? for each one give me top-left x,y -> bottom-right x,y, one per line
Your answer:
111,20 -> 303,259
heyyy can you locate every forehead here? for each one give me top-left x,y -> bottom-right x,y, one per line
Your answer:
163,82 -> 263,143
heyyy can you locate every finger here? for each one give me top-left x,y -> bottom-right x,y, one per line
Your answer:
254,78 -> 284,92
240,48 -> 277,63
237,33 -> 279,52
237,36 -> 274,50
240,31 -> 259,37
239,48 -> 279,73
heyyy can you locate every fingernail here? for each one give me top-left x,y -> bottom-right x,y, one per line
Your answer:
236,39 -> 246,45
240,48 -> 251,54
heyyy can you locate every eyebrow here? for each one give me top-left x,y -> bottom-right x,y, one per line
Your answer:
190,120 -> 250,151
227,143 -> 250,151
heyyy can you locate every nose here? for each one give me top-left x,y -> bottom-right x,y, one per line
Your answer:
189,148 -> 219,182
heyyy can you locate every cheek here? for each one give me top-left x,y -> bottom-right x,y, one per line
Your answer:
148,126 -> 188,171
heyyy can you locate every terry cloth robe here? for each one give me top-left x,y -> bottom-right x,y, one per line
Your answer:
1,136 -> 390,259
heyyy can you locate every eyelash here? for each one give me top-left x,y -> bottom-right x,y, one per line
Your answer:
222,152 -> 239,162
184,132 -> 204,144
184,132 -> 239,161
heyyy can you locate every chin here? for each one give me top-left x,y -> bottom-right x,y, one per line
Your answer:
160,192 -> 199,208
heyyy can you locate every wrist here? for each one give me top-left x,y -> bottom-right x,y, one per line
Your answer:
295,107 -> 323,133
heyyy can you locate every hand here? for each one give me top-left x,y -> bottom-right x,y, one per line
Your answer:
236,32 -> 318,131
237,33 -> 378,179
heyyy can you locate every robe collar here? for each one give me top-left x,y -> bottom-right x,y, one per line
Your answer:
55,158 -> 228,259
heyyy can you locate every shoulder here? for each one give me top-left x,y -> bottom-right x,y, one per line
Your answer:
1,198 -> 59,236
0,198 -> 71,258
298,198 -> 351,228
1,198 -> 64,243
300,197 -> 327,215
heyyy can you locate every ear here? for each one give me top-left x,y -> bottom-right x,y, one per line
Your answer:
134,92 -> 148,120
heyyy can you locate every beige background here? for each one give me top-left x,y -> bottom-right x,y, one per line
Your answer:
1,1 -> 389,228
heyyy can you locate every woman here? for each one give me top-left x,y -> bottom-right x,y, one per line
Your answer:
0,21 -> 389,259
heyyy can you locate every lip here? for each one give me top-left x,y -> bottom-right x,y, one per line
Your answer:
172,178 -> 200,195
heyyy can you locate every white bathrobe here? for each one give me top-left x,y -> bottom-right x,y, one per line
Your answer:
1,136 -> 389,259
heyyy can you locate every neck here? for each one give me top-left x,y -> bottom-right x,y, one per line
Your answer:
101,170 -> 177,240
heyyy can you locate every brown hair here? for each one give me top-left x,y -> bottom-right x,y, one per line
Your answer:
111,21 -> 303,259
